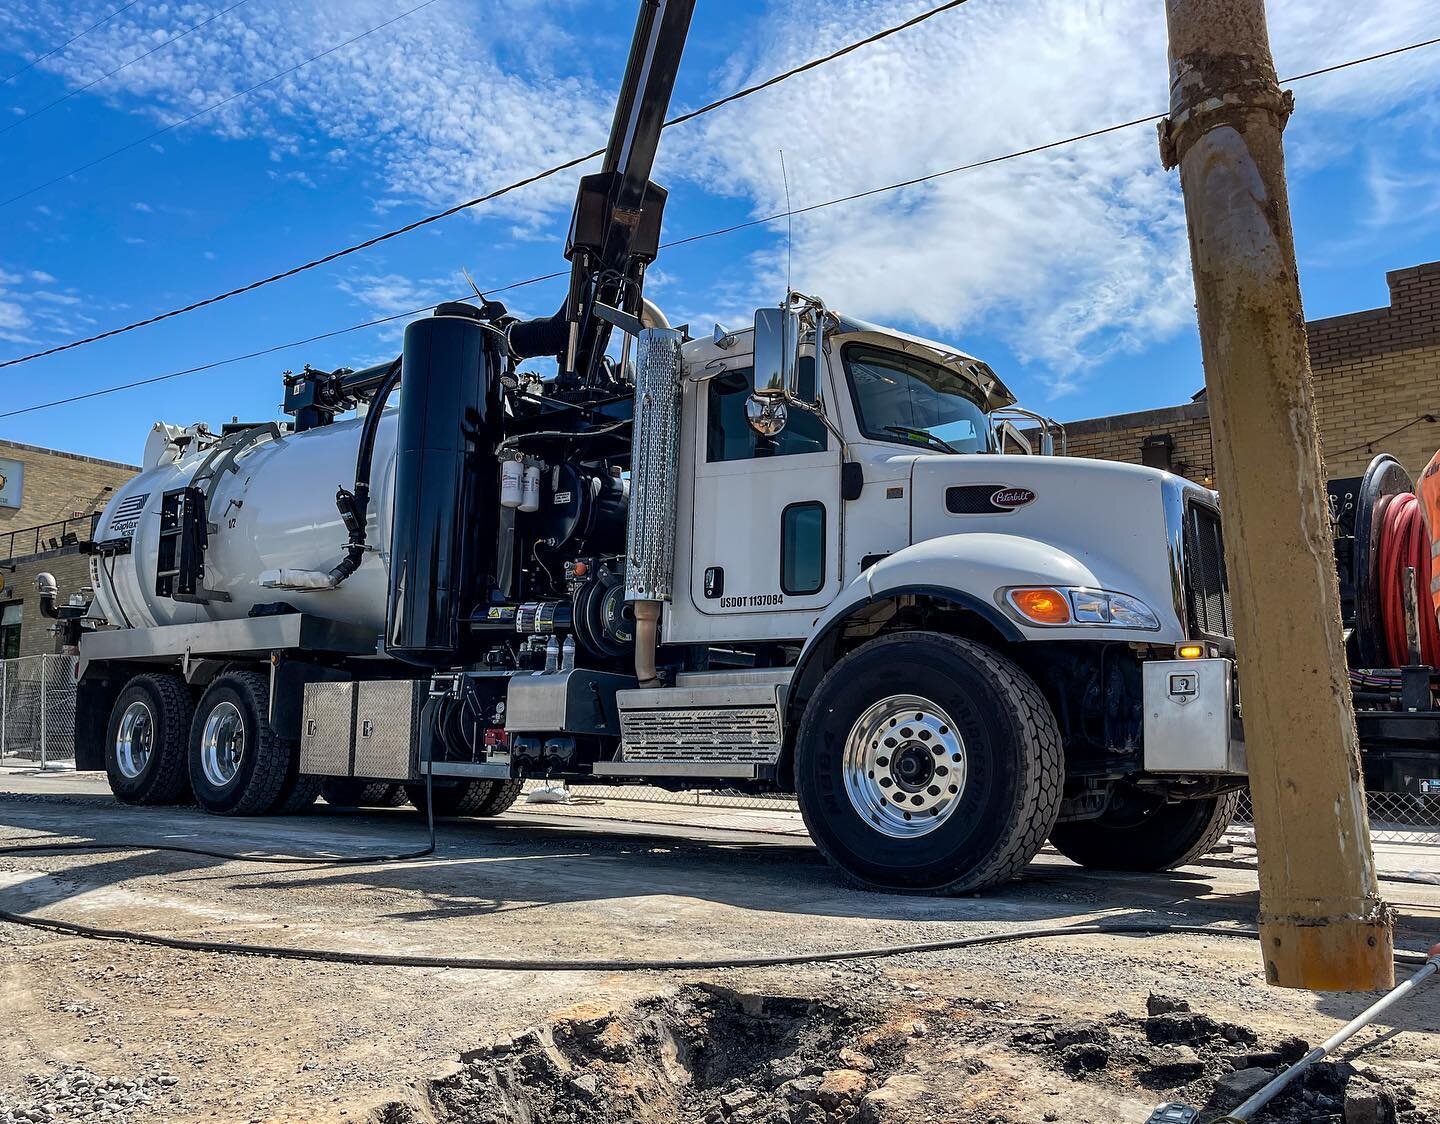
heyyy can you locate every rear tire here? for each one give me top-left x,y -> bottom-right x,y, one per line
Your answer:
271,770 -> 322,815
105,673 -> 193,805
321,779 -> 409,808
404,778 -> 509,817
188,671 -> 291,816
794,632 -> 1063,894
1049,790 -> 1239,871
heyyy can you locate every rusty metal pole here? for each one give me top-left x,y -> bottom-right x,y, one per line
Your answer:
1161,0 -> 1393,991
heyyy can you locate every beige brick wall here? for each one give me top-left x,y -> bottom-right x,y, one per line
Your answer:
2,548 -> 93,657
1044,260 -> 1440,487
0,439 -> 137,533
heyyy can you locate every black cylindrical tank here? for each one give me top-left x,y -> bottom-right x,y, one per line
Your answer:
386,304 -> 500,666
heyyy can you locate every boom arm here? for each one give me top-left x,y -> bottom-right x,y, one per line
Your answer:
509,0 -> 695,385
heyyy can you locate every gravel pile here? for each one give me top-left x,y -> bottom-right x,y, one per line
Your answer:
0,1067 -> 178,1124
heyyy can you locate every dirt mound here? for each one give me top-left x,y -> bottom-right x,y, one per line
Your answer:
1009,992 -> 1433,1124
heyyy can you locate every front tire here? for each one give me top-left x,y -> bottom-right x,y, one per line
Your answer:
105,673 -> 193,805
188,671 -> 291,816
1049,790 -> 1239,871
794,632 -> 1064,894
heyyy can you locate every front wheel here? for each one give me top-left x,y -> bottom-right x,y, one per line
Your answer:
1049,790 -> 1239,871
794,632 -> 1064,894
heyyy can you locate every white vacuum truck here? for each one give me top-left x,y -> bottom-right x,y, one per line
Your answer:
56,0 -> 1246,892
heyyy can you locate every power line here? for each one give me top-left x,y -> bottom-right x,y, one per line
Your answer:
0,0 -> 255,138
0,0 -> 444,212
6,33 -> 1436,422
0,0 -> 144,85
0,0 -> 978,370
0,271 -> 567,420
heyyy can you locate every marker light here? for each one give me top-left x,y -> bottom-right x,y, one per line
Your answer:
1007,587 -> 1071,625
1176,644 -> 1205,660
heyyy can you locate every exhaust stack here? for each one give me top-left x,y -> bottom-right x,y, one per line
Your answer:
625,326 -> 684,687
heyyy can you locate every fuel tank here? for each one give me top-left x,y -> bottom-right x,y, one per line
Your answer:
90,413 -> 400,633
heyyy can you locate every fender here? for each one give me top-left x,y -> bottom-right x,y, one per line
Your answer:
787,532 -> 1181,730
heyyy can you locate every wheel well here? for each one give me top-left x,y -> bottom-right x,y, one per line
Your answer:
779,592 -> 1016,789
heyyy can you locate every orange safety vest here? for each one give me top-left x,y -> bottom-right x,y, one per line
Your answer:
1418,451 -> 1440,625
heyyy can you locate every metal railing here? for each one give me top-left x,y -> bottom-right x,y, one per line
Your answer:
0,512 -> 100,563
0,654 -> 78,768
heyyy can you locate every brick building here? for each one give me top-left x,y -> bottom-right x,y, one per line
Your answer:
0,440 -> 138,658
1046,260 -> 1440,487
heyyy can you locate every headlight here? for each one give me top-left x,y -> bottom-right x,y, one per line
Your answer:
1003,586 -> 1160,631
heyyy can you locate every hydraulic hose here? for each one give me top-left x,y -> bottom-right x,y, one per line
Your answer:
1376,490 -> 1440,666
329,356 -> 402,587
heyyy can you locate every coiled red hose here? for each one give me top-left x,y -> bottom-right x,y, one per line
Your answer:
1376,491 -> 1440,666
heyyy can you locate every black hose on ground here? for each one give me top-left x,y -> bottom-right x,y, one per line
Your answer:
0,903 -> 1428,973
329,356 -> 402,587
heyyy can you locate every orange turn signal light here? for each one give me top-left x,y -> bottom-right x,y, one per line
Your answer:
1176,644 -> 1205,660
1008,587 -> 1071,625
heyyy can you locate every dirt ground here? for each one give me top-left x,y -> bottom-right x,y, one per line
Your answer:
0,770 -> 1435,1124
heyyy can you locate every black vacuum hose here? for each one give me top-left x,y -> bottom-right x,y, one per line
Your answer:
329,356 -> 402,587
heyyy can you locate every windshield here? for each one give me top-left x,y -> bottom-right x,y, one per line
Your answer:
844,345 -> 994,454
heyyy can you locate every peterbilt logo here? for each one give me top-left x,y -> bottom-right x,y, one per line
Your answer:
990,487 -> 1036,509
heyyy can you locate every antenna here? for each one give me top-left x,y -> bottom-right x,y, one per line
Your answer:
779,148 -> 793,295
460,266 -> 484,300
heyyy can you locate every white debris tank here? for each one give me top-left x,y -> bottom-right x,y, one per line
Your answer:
90,415 -> 398,632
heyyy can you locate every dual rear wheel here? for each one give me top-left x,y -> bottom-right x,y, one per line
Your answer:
105,670 -> 522,820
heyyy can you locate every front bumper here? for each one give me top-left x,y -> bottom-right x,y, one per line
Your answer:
1142,657 -> 1246,776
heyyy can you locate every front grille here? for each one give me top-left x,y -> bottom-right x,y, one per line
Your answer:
1184,503 -> 1232,638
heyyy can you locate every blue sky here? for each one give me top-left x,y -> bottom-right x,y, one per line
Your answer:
0,0 -> 1437,466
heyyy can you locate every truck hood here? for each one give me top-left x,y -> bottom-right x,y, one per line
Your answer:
901,454 -> 1211,642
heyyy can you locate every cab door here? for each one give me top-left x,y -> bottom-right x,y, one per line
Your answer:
687,352 -> 843,639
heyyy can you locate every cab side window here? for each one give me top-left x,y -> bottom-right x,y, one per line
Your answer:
706,359 -> 828,463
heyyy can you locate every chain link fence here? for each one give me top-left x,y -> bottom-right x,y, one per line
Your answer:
0,655 -> 78,769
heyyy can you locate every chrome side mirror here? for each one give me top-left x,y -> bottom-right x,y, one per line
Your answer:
752,305 -> 801,400
745,394 -> 789,436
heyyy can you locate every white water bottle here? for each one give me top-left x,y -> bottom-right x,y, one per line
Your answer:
520,463 -> 541,513
561,635 -> 576,672
500,458 -> 523,508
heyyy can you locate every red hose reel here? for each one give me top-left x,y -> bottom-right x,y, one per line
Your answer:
1375,490 -> 1440,667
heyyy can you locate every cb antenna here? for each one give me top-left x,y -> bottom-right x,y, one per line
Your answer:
779,148 -> 793,296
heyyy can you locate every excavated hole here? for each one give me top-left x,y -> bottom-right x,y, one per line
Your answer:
373,988 -> 1434,1124
406,985 -> 897,1124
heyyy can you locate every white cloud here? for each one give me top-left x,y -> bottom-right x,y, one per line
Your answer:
0,264 -> 87,343
683,0 -> 1440,397
0,0 -> 612,226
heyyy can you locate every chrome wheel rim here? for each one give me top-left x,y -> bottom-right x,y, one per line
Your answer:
842,694 -> 967,839
115,701 -> 154,779
200,701 -> 245,788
